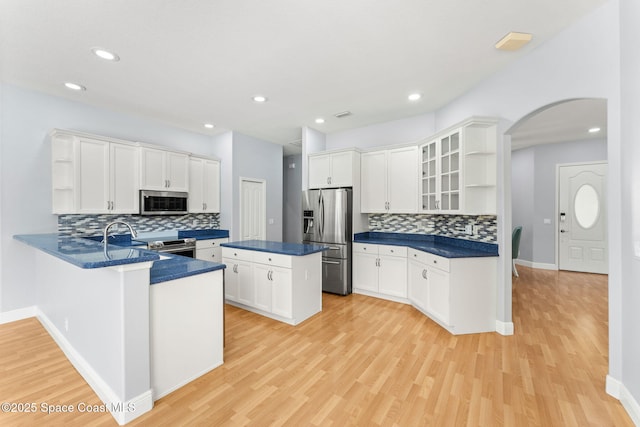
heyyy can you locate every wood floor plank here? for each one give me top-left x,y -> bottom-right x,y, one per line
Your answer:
0,266 -> 634,426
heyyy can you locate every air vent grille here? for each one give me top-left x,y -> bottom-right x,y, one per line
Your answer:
334,111 -> 352,119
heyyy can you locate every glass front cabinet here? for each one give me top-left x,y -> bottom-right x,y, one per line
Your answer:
420,119 -> 497,215
420,129 -> 462,214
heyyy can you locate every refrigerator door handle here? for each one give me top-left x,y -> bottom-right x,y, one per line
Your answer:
322,260 -> 341,265
319,190 -> 325,239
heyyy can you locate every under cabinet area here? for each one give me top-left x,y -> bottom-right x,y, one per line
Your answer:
360,146 -> 418,213
140,147 -> 189,192
221,245 -> 323,325
51,130 -> 139,214
195,237 -> 228,263
353,243 -> 408,301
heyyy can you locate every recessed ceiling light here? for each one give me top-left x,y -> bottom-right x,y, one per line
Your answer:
92,47 -> 120,62
204,123 -> 215,129
588,127 -> 601,133
495,32 -> 533,51
408,93 -> 421,101
253,95 -> 267,103
315,118 -> 325,124
64,82 -> 86,91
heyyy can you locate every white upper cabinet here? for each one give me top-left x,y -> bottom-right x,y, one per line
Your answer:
308,150 -> 358,189
420,118 -> 497,215
51,130 -> 139,214
140,147 -> 189,192
189,156 -> 220,213
361,146 -> 418,213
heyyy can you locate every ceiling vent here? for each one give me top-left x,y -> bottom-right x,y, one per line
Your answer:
495,32 -> 532,51
334,111 -> 352,119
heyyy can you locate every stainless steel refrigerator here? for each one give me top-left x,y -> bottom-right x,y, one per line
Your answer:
302,188 -> 353,295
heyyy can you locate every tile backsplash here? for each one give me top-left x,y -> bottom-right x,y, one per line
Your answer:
58,213 -> 220,237
368,213 -> 497,242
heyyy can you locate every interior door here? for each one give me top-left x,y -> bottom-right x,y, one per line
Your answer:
240,178 -> 266,241
558,163 -> 608,274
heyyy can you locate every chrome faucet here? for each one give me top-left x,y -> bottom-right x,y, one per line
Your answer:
102,221 -> 138,244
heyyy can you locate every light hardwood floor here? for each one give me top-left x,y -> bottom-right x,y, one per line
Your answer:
0,266 -> 634,426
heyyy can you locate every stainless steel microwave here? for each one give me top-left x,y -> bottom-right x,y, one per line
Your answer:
140,190 -> 188,215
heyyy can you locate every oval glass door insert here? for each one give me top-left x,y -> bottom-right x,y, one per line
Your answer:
574,184 -> 600,229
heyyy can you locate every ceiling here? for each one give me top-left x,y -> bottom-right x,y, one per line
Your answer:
0,0 -> 609,154
510,98 -> 608,151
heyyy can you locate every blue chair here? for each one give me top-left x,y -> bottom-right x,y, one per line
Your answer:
512,226 -> 523,277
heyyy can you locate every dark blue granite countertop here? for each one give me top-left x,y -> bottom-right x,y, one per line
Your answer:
353,232 -> 498,258
149,254 -> 225,285
14,233 -> 160,268
83,233 -> 147,247
14,233 -> 226,284
178,229 -> 230,240
221,240 -> 329,256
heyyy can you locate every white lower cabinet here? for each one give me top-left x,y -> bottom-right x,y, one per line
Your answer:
353,243 -> 407,301
355,241 -> 497,334
195,238 -> 228,263
222,248 -> 320,325
407,248 -> 496,334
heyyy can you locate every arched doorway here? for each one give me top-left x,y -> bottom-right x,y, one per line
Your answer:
507,98 -> 608,274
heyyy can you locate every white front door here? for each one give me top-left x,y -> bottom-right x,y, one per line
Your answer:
239,178 -> 266,241
558,162 -> 608,274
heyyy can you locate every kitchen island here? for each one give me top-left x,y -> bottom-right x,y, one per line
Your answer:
221,240 -> 328,325
13,233 -> 226,425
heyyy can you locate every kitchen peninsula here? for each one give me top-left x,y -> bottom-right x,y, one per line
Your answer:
221,240 -> 328,325
13,233 -> 226,425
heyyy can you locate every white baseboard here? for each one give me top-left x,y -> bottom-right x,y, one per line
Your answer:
36,310 -> 153,425
495,320 -> 514,336
515,259 -> 558,270
606,375 -> 640,426
0,305 -> 37,324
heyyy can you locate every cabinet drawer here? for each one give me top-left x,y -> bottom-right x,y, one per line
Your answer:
408,248 -> 429,264
353,243 -> 378,254
378,245 -> 407,257
196,238 -> 228,250
221,247 -> 253,261
252,251 -> 292,269
424,252 -> 450,272
407,248 -> 450,272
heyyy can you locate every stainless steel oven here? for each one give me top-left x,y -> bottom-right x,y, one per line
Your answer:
147,238 -> 196,258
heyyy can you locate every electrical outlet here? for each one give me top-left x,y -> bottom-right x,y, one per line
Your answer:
64,317 -> 69,332
464,224 -> 473,235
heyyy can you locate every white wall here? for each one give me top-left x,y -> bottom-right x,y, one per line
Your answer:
0,83 -> 215,313
210,131 -> 233,232
620,0 -> 640,418
512,139 -> 607,266
511,148 -> 535,262
283,154 -> 302,243
231,132 -> 283,242
326,112 -> 436,150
